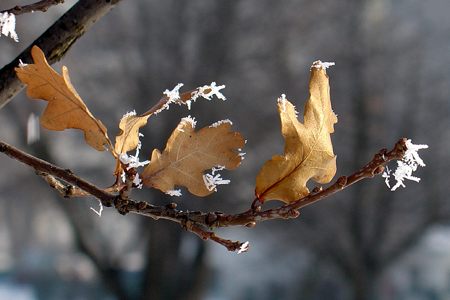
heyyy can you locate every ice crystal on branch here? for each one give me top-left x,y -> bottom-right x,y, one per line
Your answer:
191,82 -> 226,101
311,60 -> 335,70
166,189 -> 182,197
159,82 -> 226,112
90,199 -> 104,217
237,241 -> 250,254
383,139 -> 428,191
0,12 -> 18,42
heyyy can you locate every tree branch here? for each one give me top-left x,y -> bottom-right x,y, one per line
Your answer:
0,139 -> 408,253
0,0 -> 124,109
1,0 -> 65,16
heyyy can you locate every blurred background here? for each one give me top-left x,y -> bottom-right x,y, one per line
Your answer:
0,0 -> 448,299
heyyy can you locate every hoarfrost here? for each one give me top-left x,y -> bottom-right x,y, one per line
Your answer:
237,241 -> 250,254
382,139 -> 428,191
120,110 -> 137,121
210,119 -> 232,128
0,12 -> 18,42
191,82 -> 226,101
311,60 -> 335,70
203,166 -> 230,192
166,189 -> 182,197
90,199 -> 104,217
277,94 -> 287,113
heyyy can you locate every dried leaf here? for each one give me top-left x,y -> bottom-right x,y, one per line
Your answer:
115,112 -> 150,155
15,46 -> 111,152
114,83 -> 226,157
255,61 -> 337,204
140,117 -> 245,197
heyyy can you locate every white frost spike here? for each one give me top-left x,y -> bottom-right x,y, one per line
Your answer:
164,83 -> 184,102
90,199 -> 104,217
133,173 -> 143,189
237,241 -> 250,254
192,82 -> 226,101
382,166 -> 391,189
210,119 -> 232,128
311,60 -> 335,70
203,166 -> 230,192
121,110 -> 137,121
157,82 -> 226,114
119,140 -> 150,186
179,115 -> 197,129
383,139 -> 428,191
155,83 -> 184,114
166,189 -> 182,197
277,94 -> 287,113
18,59 -> 28,69
0,13 -> 18,42
119,153 -> 134,164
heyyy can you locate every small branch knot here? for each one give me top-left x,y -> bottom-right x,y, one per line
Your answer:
336,176 -> 347,188
206,212 -> 218,224
374,166 -> 385,175
138,201 -> 147,210
288,209 -> 300,218
311,186 -> 323,194
166,203 -> 177,209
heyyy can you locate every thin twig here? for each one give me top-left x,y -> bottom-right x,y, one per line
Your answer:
0,140 -> 116,205
0,139 -> 407,252
1,0 -> 65,16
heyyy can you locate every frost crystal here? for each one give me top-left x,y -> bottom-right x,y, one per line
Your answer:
166,189 -> 182,197
164,83 -> 184,101
210,119 -> 232,128
90,199 -> 104,217
383,139 -> 428,191
121,110 -> 137,121
119,152 -> 150,169
119,140 -> 150,187
192,82 -> 226,101
18,59 -> 28,69
237,241 -> 250,254
277,94 -> 287,113
0,12 -> 18,42
382,166 -> 391,188
311,60 -> 335,70
154,83 -> 184,114
157,82 -> 226,114
203,166 -> 230,192
178,115 -> 197,131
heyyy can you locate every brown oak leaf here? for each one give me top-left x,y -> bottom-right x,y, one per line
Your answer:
255,61 -> 338,204
140,117 -> 245,197
15,46 -> 111,152
113,83 -> 227,176
115,112 -> 150,155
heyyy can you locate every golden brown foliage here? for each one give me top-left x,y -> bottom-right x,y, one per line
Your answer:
15,46 -> 112,152
255,62 -> 337,204
140,118 -> 245,196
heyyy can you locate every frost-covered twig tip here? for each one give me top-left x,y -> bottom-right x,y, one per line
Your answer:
311,60 -> 335,70
383,139 -> 428,191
